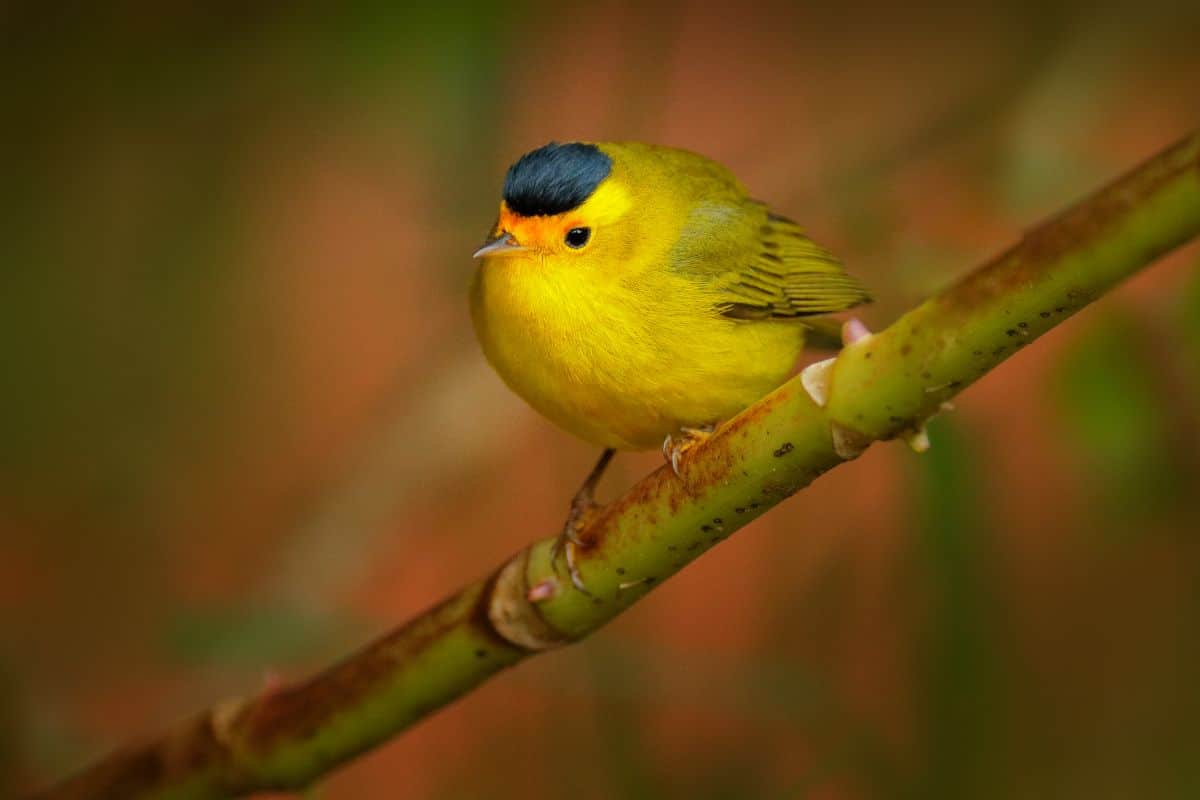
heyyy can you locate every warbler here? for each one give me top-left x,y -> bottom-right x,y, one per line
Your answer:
470,142 -> 869,584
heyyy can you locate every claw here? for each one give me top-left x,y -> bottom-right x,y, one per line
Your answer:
662,425 -> 714,477
552,494 -> 593,594
563,540 -> 591,595
662,434 -> 683,477
551,448 -> 614,596
553,516 -> 592,596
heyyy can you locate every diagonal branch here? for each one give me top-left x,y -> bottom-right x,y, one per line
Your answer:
36,132 -> 1200,800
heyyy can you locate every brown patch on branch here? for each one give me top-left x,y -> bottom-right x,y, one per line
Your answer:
240,586 -> 487,752
30,711 -> 240,799
943,134 -> 1200,316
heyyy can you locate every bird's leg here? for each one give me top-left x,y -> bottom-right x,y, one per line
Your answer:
662,423 -> 716,477
552,448 -> 615,593
560,447 -> 615,545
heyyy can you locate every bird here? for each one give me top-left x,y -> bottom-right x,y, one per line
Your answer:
470,141 -> 870,588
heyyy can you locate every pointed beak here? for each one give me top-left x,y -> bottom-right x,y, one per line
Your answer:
472,233 -> 526,259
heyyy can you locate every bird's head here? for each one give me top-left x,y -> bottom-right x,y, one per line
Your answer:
473,142 -> 632,267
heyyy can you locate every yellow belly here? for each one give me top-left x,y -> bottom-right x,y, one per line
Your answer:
470,259 -> 804,451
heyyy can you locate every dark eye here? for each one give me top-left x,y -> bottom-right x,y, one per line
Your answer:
564,227 -> 591,249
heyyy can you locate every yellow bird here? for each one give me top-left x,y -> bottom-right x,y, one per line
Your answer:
470,142 -> 869,582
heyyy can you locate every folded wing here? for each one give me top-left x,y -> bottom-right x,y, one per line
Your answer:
670,200 -> 870,320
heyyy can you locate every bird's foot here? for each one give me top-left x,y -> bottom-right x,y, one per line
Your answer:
552,496 -> 597,595
550,448 -> 615,595
662,424 -> 715,477
555,490 -> 595,549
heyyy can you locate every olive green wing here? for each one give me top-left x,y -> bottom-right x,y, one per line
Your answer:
707,207 -> 871,320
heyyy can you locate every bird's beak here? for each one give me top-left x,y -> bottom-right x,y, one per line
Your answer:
472,233 -> 526,259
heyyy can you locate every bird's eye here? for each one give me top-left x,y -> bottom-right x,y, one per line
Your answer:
564,227 -> 591,249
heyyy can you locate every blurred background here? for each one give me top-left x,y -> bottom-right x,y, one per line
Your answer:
3,2 -> 1200,797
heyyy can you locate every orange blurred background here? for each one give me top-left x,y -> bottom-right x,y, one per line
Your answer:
3,2 -> 1200,797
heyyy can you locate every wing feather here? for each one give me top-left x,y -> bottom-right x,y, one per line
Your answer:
671,201 -> 871,320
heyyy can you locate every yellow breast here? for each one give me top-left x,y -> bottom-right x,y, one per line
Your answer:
469,255 -> 803,451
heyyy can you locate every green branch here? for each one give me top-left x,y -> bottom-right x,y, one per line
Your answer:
36,132 -> 1200,800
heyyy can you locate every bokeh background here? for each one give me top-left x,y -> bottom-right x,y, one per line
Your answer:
4,2 -> 1200,797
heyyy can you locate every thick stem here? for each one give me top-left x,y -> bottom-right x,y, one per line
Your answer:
35,132 -> 1200,800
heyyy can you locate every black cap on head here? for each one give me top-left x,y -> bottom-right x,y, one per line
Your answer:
502,142 -> 612,217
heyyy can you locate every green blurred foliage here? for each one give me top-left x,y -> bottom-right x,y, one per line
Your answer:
1052,310 -> 1191,529
161,605 -> 360,669
1180,260 -> 1200,389
908,418 -> 1009,799
0,3 -> 511,525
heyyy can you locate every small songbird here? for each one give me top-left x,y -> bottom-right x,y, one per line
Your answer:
470,142 -> 870,585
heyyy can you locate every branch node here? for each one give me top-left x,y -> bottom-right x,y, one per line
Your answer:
903,425 -> 931,453
800,357 -> 835,407
841,317 -> 873,346
487,549 -> 572,651
830,422 -> 871,460
212,696 -> 249,748
526,578 -> 559,603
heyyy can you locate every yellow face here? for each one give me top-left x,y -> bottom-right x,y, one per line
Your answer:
477,177 -> 635,270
